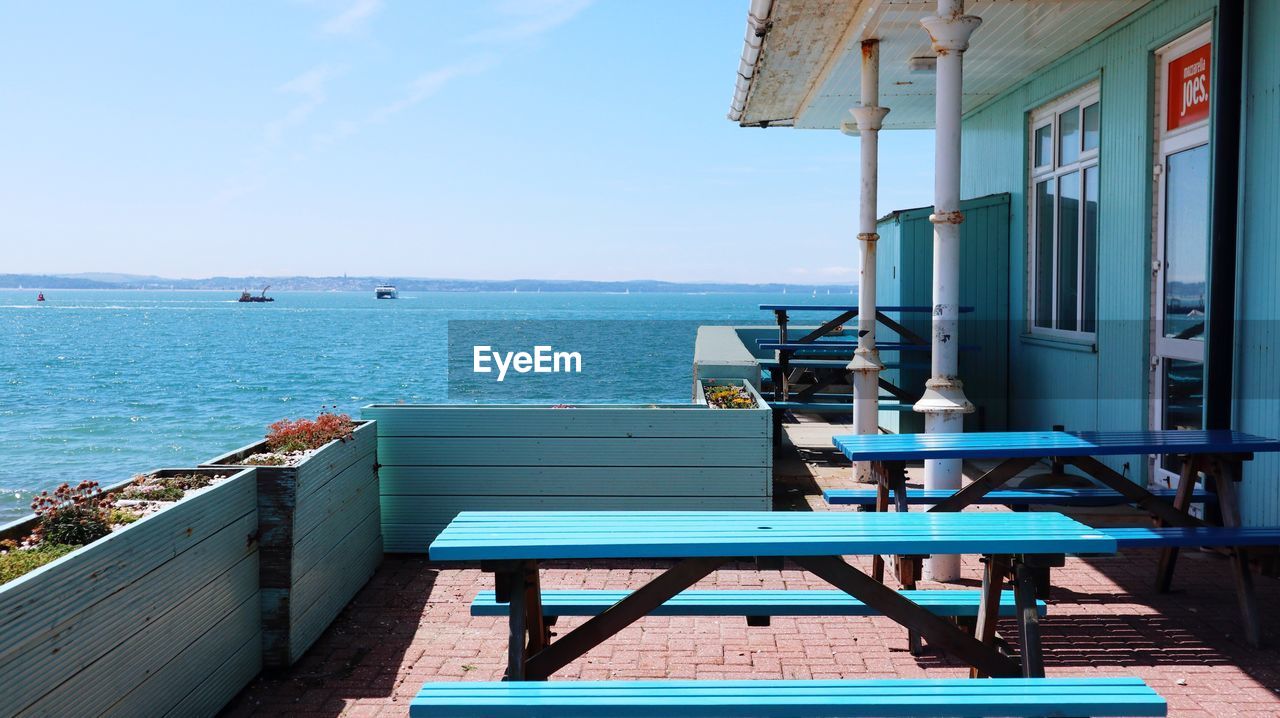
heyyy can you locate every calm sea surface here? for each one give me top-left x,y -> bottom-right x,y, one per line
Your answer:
0,289 -> 853,521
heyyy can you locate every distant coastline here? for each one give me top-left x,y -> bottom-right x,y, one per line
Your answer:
1,273 -> 857,295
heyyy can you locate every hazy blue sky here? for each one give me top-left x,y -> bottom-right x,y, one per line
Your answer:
1,1 -> 934,283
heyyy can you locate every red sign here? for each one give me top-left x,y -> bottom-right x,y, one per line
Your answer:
1167,43 -> 1211,131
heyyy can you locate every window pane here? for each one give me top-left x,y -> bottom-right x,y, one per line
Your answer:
1034,124 -> 1052,167
1035,180 -> 1055,328
1160,359 -> 1204,474
1082,166 -> 1098,333
1059,107 -> 1080,165
1163,144 -> 1210,340
1083,102 -> 1100,151
1057,171 -> 1080,331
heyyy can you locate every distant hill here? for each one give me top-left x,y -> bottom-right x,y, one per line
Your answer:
0,273 -> 856,295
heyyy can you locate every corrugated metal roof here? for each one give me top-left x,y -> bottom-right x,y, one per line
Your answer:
732,0 -> 1151,130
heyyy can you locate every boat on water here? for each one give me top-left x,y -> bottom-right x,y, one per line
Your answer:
238,286 -> 274,303
36,292 -> 45,302
375,284 -> 398,299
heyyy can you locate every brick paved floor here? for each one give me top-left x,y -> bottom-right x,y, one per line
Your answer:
222,549 -> 1280,717
223,424 -> 1280,717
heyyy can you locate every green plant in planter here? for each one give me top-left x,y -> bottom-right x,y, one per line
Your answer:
118,472 -> 215,502
705,384 -> 757,409
0,543 -> 77,584
29,481 -> 117,546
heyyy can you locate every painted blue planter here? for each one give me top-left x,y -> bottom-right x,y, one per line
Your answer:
0,467 -> 261,717
204,420 -> 381,668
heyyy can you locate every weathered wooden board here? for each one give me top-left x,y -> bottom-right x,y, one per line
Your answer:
363,401 -> 773,552
364,403 -> 768,438
378,437 -> 770,467
0,468 -> 260,718
378,466 -> 771,497
381,496 -> 771,554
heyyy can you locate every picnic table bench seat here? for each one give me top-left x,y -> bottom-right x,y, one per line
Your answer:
824,487 -> 1218,509
1098,526 -> 1280,548
411,677 -> 1167,717
471,588 -> 1045,621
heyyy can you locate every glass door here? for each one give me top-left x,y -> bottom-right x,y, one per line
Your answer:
1151,26 -> 1211,490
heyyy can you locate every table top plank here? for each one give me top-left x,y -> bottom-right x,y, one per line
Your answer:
833,430 -> 1280,462
428,511 -> 1115,561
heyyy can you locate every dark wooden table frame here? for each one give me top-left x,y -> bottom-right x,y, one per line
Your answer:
865,450 -> 1262,646
482,548 -> 1058,682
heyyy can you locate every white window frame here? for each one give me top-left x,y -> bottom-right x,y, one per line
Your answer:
1027,82 -> 1101,339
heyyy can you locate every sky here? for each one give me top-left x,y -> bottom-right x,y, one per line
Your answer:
0,1 -> 935,284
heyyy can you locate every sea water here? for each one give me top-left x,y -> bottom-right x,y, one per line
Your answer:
0,289 -> 851,521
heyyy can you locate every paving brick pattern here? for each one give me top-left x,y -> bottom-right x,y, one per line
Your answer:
223,549 -> 1280,717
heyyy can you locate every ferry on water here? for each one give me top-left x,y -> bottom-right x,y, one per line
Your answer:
375,284 -> 398,299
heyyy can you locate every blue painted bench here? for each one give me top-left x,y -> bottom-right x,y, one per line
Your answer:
825,487 -> 1218,510
831,429 -> 1280,647
1099,526 -> 1280,548
411,677 -> 1167,717
471,588 -> 1046,623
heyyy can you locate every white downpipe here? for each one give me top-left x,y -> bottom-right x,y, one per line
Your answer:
845,40 -> 889,482
916,0 -> 979,581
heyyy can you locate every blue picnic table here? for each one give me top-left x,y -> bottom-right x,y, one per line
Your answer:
429,510 -> 1115,681
830,428 -> 1280,646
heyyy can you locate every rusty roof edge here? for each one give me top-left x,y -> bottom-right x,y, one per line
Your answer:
728,0 -> 776,124
791,0 -> 880,129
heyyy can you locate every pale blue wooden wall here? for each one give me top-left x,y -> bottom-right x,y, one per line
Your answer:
365,400 -> 772,552
1235,0 -> 1280,526
875,194 -> 1012,433
959,0 -> 1217,481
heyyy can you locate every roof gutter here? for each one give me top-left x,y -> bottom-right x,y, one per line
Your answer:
727,0 -> 775,124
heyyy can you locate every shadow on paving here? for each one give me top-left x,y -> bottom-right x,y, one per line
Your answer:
220,556 -> 436,717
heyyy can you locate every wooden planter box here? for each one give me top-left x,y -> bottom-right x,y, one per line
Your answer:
0,467 -> 261,717
203,420 -> 381,668
363,396 -> 772,552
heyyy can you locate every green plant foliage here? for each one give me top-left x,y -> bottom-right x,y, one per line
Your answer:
0,544 -> 78,584
119,472 -> 216,502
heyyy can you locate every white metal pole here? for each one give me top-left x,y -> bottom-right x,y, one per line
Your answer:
916,0 -> 979,581
845,40 -> 889,483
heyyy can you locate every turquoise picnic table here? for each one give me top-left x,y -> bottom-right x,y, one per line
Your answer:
429,510 -> 1116,682
830,429 -> 1280,646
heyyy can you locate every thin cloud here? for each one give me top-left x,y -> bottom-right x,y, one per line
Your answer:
466,0 -> 592,44
266,65 -> 340,142
370,57 -> 496,122
321,0 -> 382,35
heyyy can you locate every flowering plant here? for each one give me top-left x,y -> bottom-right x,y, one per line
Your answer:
30,481 -> 116,546
265,412 -> 357,453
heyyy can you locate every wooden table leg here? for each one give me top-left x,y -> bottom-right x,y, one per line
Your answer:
971,555 -> 1010,678
1067,455 -> 1204,527
1156,456 -> 1201,592
524,556 -> 728,680
503,569 -> 528,680
793,555 -> 1022,677
1012,562 -> 1045,678
871,462 -> 891,583
929,457 -> 1040,513
1209,457 -> 1262,647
